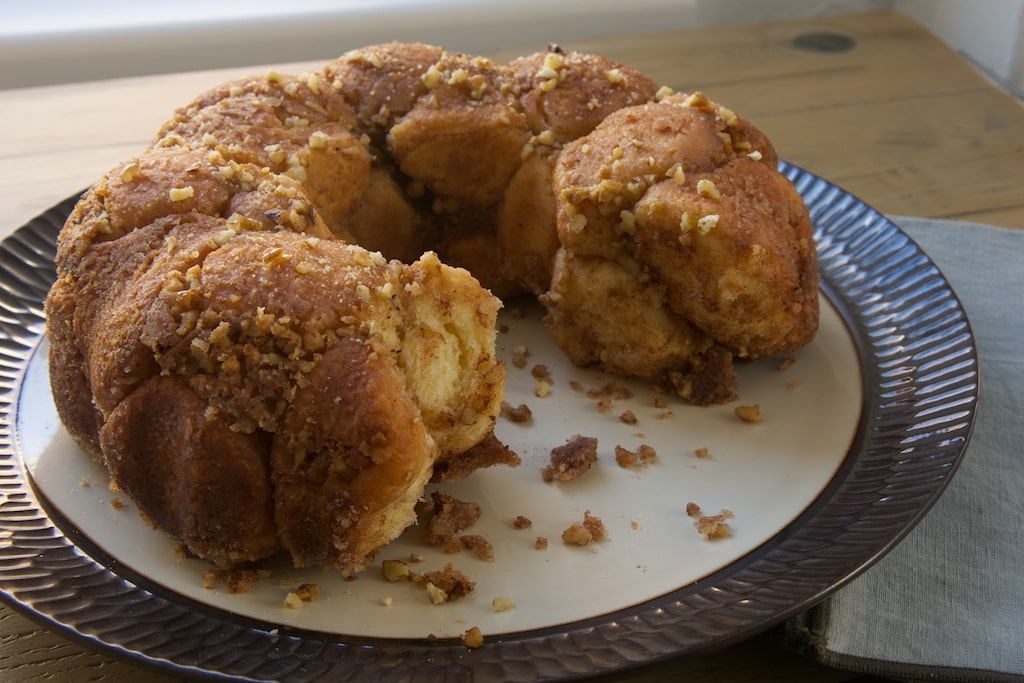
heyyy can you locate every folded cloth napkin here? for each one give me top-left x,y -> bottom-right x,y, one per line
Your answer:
788,216 -> 1024,682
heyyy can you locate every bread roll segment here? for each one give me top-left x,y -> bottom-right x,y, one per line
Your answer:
45,42 -> 817,573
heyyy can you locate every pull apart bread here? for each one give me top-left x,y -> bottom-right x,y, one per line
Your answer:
44,42 -> 818,574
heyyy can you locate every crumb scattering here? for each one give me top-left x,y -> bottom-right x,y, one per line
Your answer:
460,534 -> 495,561
500,401 -> 533,423
415,563 -> 476,603
615,443 -> 657,468
283,583 -> 320,609
425,490 -> 481,544
542,434 -> 598,482
686,502 -> 734,539
562,511 -> 607,546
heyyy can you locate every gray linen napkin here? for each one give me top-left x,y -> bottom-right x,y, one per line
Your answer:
789,216 -> 1024,682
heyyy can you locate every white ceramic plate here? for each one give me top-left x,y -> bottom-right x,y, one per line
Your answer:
0,163 -> 979,681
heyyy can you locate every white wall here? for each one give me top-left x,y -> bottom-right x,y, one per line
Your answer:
1,0 -> 1022,96
897,0 -> 1024,95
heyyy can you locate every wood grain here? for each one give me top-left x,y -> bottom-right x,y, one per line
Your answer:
0,10 -> 1020,682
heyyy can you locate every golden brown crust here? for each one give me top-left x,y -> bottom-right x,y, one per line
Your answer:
101,374 -> 278,567
272,336 -> 435,572
324,42 -> 446,140
47,144 -> 505,573
155,73 -> 370,240
508,47 -> 659,142
45,43 -> 818,575
545,91 -> 818,395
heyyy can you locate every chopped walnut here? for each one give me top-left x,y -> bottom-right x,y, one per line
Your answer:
168,186 -> 195,202
694,447 -> 711,459
619,410 -> 638,425
462,626 -> 484,649
735,404 -> 762,423
696,178 -> 721,199
511,345 -> 529,368
425,583 -> 448,605
492,596 -> 515,613
694,510 -> 734,539
697,214 -> 720,234
535,536 -> 548,550
541,435 -> 598,482
282,583 -> 319,609
687,503 -> 734,539
382,559 -> 411,582
562,511 -> 607,546
119,162 -> 141,183
415,563 -> 475,602
561,523 -> 592,546
293,583 -> 320,602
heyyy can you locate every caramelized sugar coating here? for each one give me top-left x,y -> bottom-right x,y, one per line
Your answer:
46,43 -> 818,573
47,145 -> 503,574
546,92 -> 818,402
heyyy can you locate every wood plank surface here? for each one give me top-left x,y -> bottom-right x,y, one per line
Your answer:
0,10 -> 1021,683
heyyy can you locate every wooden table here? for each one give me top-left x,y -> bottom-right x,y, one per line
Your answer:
0,11 -> 1021,682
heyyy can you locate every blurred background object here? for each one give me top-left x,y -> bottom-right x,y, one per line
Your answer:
2,0 -> 1022,97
